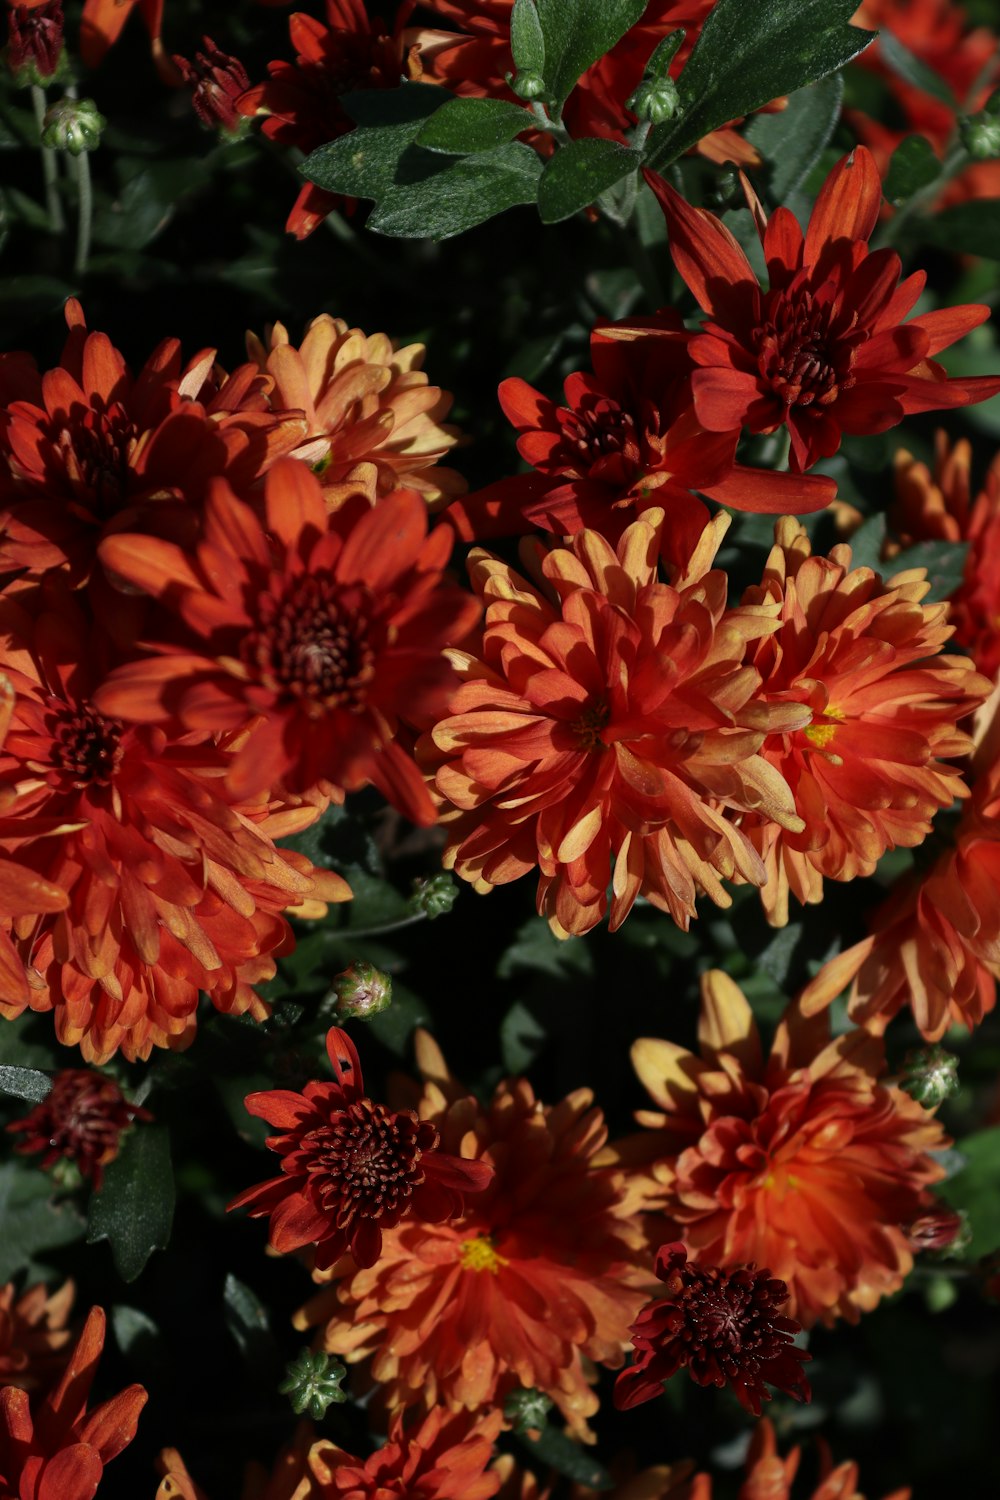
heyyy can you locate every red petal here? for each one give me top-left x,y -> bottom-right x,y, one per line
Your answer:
325,1027 -> 363,1097
804,147 -> 882,264
701,465 -> 836,514
643,169 -> 758,322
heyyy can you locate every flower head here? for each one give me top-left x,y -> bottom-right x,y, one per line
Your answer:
647,148 -> 1000,472
5,1 -> 64,85
96,460 -> 480,815
8,1069 -> 150,1190
615,1243 -> 810,1416
0,1281 -> 73,1394
229,1026 -> 493,1269
610,970 -> 949,1326
174,37 -> 251,133
295,1031 -> 648,1437
304,1407 -> 504,1499
735,1418 -> 911,1500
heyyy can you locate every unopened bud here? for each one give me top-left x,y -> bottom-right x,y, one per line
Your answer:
331,960 -> 392,1020
909,1206 -> 970,1256
411,872 -> 458,919
627,75 -> 680,125
899,1045 -> 959,1108
278,1348 -> 347,1419
5,0 -> 67,87
504,1385 -> 553,1435
510,69 -> 545,101
960,110 -> 1000,161
41,97 -> 106,155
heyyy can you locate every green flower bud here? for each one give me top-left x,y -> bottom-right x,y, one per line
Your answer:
960,111 -> 1000,161
510,70 -> 546,101
411,872 -> 458,920
41,97 -> 106,155
899,1045 -> 959,1108
503,1385 -> 553,1434
627,75 -> 680,125
278,1349 -> 347,1420
331,960 -> 392,1020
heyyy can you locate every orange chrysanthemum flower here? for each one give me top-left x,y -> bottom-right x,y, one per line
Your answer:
0,589 -> 347,1063
0,1306 -> 146,1500
426,508 -> 805,936
303,1407 -> 505,1499
739,517 -> 990,925
607,970 -> 948,1327
888,433 -> 1000,680
493,1455 -> 705,1500
295,1031 -> 648,1439
0,1281 -> 73,1394
246,315 -> 465,510
727,1418 -> 910,1500
80,0 -> 178,82
96,460 -> 479,816
156,1426 -> 314,1500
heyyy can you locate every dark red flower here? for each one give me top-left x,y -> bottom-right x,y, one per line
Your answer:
8,1070 -> 150,1191
173,37 -> 251,133
647,148 -> 1000,473
229,1027 -> 494,1270
614,1243 -> 811,1415
5,1 -> 64,82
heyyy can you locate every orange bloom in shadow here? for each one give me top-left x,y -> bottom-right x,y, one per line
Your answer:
304,1407 -> 504,1498
156,1426 -> 314,1500
295,1031 -> 648,1439
427,509 -> 805,936
736,1418 -> 910,1500
0,1281 -> 74,1394
607,971 -> 947,1327
96,461 -> 479,817
80,0 -> 179,82
0,1306 -> 146,1500
739,517 -> 989,925
247,315 -> 465,509
493,1454 -> 706,1500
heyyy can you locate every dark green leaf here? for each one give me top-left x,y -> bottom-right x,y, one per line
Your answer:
939,1128 -> 1000,1256
535,0 -> 648,115
919,199 -> 1000,260
500,1000 -> 549,1074
367,142 -> 542,239
745,73 -> 844,203
417,98 -> 533,154
643,29 -> 686,79
884,134 -> 941,205
497,916 -> 595,982
518,1426 -> 613,1490
223,1273 -> 280,1376
0,1162 -> 85,1280
112,1305 -> 162,1375
365,980 -> 431,1056
300,84 -> 450,199
646,0 -> 874,173
877,30 -> 957,110
510,0 -> 545,76
845,512 -> 887,573
87,1124 -> 174,1282
537,139 -> 641,223
889,538 -> 968,602
92,158 -> 211,251
0,1064 -> 52,1104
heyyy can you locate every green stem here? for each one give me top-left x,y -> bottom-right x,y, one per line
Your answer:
333,909 -> 428,941
30,85 -> 64,233
74,150 -> 93,277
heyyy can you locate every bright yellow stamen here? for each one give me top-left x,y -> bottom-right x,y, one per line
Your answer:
804,703 -> 845,749
459,1235 -> 507,1274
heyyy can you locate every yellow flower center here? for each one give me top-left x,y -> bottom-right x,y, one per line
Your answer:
459,1235 -> 507,1274
803,703 -> 845,749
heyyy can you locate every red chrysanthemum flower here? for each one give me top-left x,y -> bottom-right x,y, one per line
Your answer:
230,1026 -> 494,1269
0,587 -> 348,1063
888,432 -> 1000,680
5,0 -> 64,82
614,1243 -> 811,1416
80,0 -> 178,83
426,507 -> 805,936
96,460 -> 480,817
304,1407 -> 504,1499
647,148 -> 1000,472
237,0 -> 421,239
173,37 -> 251,133
443,317 -> 835,549
0,1282 -> 73,1394
607,971 -> 949,1327
8,1068 -> 150,1190
295,1031 -> 649,1438
0,1306 -> 146,1500
738,516 -> 990,925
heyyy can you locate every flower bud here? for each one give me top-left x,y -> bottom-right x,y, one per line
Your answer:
627,75 -> 680,125
899,1045 -> 959,1108
909,1206 -> 970,1256
41,97 -> 106,156
278,1349 -> 347,1419
510,69 -> 545,101
173,36 -> 251,136
5,0 -> 67,88
331,960 -> 392,1020
960,110 -> 1000,161
411,871 -> 458,919
503,1385 -> 553,1435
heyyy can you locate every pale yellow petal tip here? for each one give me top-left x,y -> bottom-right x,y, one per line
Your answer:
698,969 -> 758,1057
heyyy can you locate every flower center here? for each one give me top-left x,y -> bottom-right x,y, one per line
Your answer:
54,401 -> 139,514
562,397 -> 640,475
243,575 -> 377,713
304,1100 -> 434,1227
756,290 -> 853,411
48,706 -> 125,787
572,697 -> 611,752
459,1235 -> 507,1274
803,702 -> 845,750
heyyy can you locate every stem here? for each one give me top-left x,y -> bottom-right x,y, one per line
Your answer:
333,909 -> 428,941
874,139 -> 968,251
74,150 -> 93,277
30,85 -> 64,233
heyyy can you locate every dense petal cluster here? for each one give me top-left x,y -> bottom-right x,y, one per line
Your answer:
296,1031 -> 648,1437
0,1282 -> 73,1394
427,509 -> 807,936
7,1068 -> 149,1189
614,1243 -> 811,1416
740,517 -> 989,924
96,461 -> 479,816
229,1026 -> 493,1269
303,1407 -> 505,1499
648,148 -> 1000,471
608,971 -> 948,1326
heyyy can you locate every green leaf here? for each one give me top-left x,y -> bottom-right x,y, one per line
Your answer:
300,84 -> 450,199
537,139 -> 641,223
510,0 -> 546,76
919,199 -> 1000,260
417,98 -> 533,154
889,538 -> 968,602
884,134 -> 941,205
646,0 -> 874,173
91,158 -> 211,252
844,512 -> 887,573
744,73 -> 844,202
0,1064 -> 52,1104
112,1305 -> 162,1375
534,0 -> 648,114
877,30 -> 957,110
939,1128 -> 1000,1256
0,1162 -> 85,1281
497,916 -> 595,982
517,1426 -> 613,1490
223,1273 -> 280,1376
87,1124 -> 174,1282
367,142 -> 543,239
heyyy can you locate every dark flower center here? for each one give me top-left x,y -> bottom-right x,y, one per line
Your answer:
663,1261 -> 792,1378
561,397 -> 640,476
303,1100 -> 437,1228
572,697 -> 611,751
755,290 -> 855,410
52,400 -> 139,514
243,575 -> 377,713
50,705 -> 125,787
